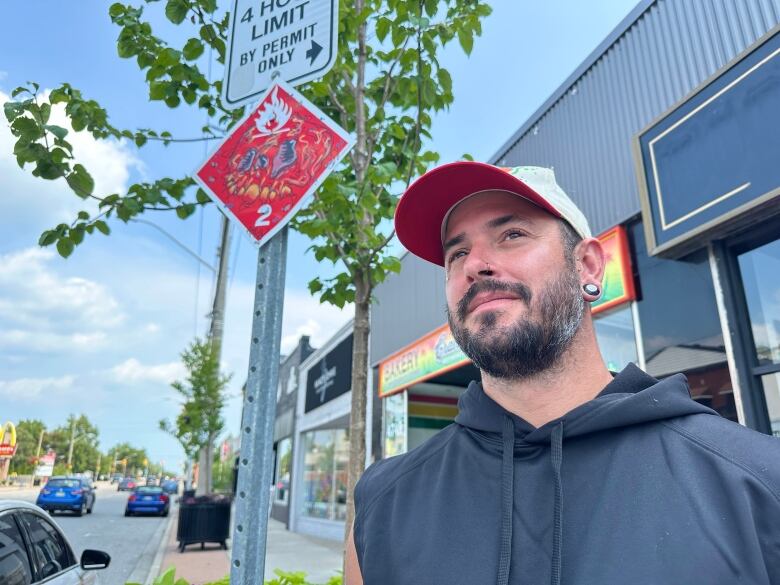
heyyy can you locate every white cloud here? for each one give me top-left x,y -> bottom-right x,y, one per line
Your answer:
0,375 -> 75,400
0,329 -> 108,353
145,323 -> 161,333
0,248 -> 125,345
0,89 -> 142,234
111,358 -> 186,384
280,292 -> 353,354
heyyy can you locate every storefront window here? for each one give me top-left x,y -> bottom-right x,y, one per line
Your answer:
593,305 -> 638,372
384,391 -> 407,458
737,238 -> 780,365
301,429 -> 349,521
274,438 -> 292,505
629,221 -> 737,422
761,373 -> 780,437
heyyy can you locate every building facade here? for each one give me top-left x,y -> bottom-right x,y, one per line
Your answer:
290,321 -> 354,540
371,0 -> 780,457
270,335 -> 315,527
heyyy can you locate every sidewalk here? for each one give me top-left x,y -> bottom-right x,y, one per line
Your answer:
158,516 -> 343,584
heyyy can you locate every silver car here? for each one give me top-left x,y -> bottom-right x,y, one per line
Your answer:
0,500 -> 110,584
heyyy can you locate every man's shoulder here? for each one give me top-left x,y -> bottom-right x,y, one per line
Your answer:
355,423 -> 460,515
664,412 -> 780,498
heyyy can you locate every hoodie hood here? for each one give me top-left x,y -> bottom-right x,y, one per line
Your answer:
455,363 -> 717,441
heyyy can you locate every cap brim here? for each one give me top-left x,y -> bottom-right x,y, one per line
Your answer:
394,161 -> 562,266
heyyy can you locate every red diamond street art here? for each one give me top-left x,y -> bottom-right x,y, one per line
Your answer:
194,79 -> 354,246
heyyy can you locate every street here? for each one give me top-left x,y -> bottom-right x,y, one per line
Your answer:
2,482 -> 172,585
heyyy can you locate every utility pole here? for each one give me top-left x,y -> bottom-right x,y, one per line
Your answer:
197,214 -> 231,496
31,428 -> 45,485
67,417 -> 75,472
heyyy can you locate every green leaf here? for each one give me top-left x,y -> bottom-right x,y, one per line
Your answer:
70,227 -> 85,245
39,103 -> 51,124
95,220 -> 110,235
375,18 -> 391,43
135,134 -> 147,147
457,28 -> 473,55
183,38 -> 204,61
77,211 -> 90,220
56,237 -> 74,258
38,230 -> 59,246
195,188 -> 212,204
45,125 -> 69,140
157,48 -> 181,67
165,0 -> 189,24
149,82 -> 167,100
66,164 -> 95,197
175,203 -> 195,219
3,101 -> 23,122
108,3 -> 125,18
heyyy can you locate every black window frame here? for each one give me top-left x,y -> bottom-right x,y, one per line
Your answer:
711,214 -> 780,434
0,511 -> 34,585
16,510 -> 77,583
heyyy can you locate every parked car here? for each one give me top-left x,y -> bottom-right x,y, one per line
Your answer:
110,473 -> 123,484
117,477 -> 137,491
36,477 -> 95,516
0,500 -> 110,584
161,479 -> 179,495
125,486 -> 170,517
145,476 -> 158,486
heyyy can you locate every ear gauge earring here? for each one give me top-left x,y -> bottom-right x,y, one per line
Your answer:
583,283 -> 601,298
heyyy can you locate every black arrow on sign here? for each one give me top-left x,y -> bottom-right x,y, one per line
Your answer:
305,40 -> 323,65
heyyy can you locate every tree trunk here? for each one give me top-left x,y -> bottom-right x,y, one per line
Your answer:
344,275 -> 370,543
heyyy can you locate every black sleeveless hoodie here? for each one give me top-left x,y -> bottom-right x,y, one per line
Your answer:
354,364 -> 780,584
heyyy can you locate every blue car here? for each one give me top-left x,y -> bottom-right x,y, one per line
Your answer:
125,486 -> 170,516
36,476 -> 95,516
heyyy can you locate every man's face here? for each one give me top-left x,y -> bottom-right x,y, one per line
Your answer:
443,191 -> 584,380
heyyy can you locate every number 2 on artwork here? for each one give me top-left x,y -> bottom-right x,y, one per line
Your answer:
255,204 -> 272,227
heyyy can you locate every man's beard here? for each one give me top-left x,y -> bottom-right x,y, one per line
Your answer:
447,268 -> 585,380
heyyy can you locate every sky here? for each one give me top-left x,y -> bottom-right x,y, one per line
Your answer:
0,0 -> 639,471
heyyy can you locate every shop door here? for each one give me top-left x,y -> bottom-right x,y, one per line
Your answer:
735,236 -> 780,436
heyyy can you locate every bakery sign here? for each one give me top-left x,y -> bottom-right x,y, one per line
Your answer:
379,324 -> 471,398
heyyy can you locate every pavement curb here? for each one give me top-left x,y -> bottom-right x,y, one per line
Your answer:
145,504 -> 177,585
125,506 -> 174,584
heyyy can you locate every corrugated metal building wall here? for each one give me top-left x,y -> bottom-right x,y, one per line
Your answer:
492,0 -> 780,236
370,0 -> 780,366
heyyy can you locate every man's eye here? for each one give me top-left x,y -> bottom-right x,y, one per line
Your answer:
504,230 -> 525,240
448,250 -> 466,264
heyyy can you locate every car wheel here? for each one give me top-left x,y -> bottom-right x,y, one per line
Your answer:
48,509 -> 54,516
124,509 -> 131,517
162,507 -> 169,517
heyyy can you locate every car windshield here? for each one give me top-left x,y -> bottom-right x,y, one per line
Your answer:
135,486 -> 163,494
47,479 -> 80,488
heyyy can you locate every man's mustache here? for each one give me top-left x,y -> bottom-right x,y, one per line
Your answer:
456,279 -> 532,321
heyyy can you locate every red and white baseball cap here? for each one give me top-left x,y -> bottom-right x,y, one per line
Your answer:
394,161 -> 592,266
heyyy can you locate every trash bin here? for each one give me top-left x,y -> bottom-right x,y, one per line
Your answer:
177,495 -> 231,552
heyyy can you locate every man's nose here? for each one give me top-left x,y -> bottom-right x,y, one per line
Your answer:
462,249 -> 495,282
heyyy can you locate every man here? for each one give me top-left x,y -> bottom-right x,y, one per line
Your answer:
345,162 -> 780,585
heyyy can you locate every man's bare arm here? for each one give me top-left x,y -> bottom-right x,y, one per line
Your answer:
345,525 -> 363,585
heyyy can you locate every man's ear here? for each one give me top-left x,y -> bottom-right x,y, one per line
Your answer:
575,237 -> 606,290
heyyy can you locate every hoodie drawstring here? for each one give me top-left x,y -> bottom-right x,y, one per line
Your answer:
496,418 -> 565,585
497,415 -> 515,585
550,421 -> 564,585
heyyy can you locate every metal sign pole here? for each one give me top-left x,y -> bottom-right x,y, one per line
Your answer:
231,226 -> 288,585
